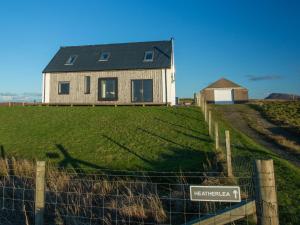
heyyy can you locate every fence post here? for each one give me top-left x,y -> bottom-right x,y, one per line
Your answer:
208,110 -> 212,136
255,159 -> 279,225
35,161 -> 46,225
204,102 -> 208,122
225,130 -> 233,177
215,122 -> 219,150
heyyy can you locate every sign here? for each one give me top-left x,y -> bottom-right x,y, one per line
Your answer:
190,186 -> 241,202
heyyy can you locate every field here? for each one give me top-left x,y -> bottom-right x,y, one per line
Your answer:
0,105 -> 299,223
253,100 -> 300,135
0,106 -> 214,171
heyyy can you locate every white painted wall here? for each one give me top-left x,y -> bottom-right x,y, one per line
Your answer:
42,73 -> 50,103
166,69 -> 176,105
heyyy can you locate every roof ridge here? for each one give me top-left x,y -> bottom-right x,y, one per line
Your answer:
61,40 -> 171,49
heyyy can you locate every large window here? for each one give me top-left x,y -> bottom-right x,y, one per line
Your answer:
58,81 -> 70,95
84,76 -> 91,94
98,78 -> 118,101
131,79 -> 153,102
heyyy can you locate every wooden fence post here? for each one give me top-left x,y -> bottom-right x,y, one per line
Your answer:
22,102 -> 25,107
35,161 -> 46,225
225,130 -> 233,177
255,159 -> 279,225
204,103 -> 208,122
208,110 -> 212,136
215,122 -> 219,150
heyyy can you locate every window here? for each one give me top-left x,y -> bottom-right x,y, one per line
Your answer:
84,76 -> 91,94
99,52 -> 110,61
98,78 -> 118,101
58,81 -> 70,95
65,55 -> 78,65
143,51 -> 154,62
131,79 -> 153,102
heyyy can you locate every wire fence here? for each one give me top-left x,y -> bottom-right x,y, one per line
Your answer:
0,158 -> 257,225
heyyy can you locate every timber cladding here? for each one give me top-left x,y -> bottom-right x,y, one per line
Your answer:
48,69 -> 164,104
233,89 -> 248,102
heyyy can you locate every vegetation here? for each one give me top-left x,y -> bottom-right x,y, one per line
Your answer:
0,106 -> 213,171
211,105 -> 300,225
254,101 -> 300,135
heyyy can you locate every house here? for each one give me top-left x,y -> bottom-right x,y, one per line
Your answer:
200,78 -> 248,104
42,39 -> 176,105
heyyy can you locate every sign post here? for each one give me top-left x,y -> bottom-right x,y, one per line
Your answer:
190,186 -> 241,202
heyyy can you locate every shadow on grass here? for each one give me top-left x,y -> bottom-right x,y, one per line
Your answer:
0,145 -> 5,158
174,129 -> 212,143
50,144 -> 105,172
102,135 -> 152,164
154,117 -> 207,136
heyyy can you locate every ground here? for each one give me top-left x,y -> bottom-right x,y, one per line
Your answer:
211,103 -> 300,224
0,105 -> 299,223
0,106 -> 214,171
214,104 -> 300,167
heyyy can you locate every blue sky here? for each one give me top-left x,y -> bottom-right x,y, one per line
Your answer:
0,0 -> 299,100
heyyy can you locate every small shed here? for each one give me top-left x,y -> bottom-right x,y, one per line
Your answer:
200,78 -> 248,104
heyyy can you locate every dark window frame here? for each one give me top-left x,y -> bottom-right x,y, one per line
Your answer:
131,79 -> 153,103
99,52 -> 111,61
143,51 -> 154,62
98,77 -> 118,101
84,76 -> 91,94
58,81 -> 70,95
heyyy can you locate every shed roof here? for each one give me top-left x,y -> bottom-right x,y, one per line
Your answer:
43,40 -> 172,73
204,78 -> 244,89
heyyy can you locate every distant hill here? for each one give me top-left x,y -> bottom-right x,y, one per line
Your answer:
265,93 -> 300,100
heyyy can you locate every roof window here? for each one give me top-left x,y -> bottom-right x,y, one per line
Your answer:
99,52 -> 110,61
144,51 -> 154,62
65,55 -> 77,65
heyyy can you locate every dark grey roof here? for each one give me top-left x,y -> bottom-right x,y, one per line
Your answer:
43,40 -> 172,73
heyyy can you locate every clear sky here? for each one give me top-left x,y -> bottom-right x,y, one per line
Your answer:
0,0 -> 299,100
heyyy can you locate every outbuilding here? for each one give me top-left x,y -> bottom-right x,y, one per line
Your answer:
200,78 -> 248,104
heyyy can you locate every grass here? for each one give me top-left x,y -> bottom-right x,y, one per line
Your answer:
0,106 -> 214,171
211,105 -> 300,225
253,100 -> 300,135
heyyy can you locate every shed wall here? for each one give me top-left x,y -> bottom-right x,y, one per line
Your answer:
233,89 -> 248,102
48,69 -> 164,104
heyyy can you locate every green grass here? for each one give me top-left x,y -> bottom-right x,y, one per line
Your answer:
255,101 -> 300,135
0,106 -> 214,171
212,105 -> 300,225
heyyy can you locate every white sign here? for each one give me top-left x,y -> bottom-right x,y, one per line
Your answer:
190,186 -> 241,202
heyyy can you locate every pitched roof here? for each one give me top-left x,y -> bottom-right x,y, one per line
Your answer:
205,78 -> 243,89
43,40 -> 172,73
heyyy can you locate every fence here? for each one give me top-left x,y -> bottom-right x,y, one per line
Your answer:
0,156 -> 280,225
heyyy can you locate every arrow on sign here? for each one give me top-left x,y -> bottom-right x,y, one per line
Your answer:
233,190 -> 238,199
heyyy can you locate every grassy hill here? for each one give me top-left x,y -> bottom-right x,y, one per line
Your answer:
0,106 -> 214,171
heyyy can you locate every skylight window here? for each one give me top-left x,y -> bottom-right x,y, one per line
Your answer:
65,55 -> 78,65
144,51 -> 154,62
99,52 -> 110,61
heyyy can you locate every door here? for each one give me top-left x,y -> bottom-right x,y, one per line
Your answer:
214,89 -> 233,104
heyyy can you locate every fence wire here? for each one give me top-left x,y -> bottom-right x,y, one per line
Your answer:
0,158 -> 257,225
